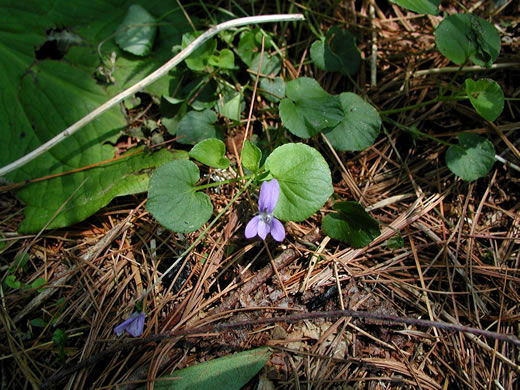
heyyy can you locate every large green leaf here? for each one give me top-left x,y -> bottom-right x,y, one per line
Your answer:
143,347 -> 271,390
390,0 -> 440,15
146,159 -> 213,233
279,77 -> 344,139
115,4 -> 157,56
323,92 -> 381,151
265,143 -> 333,221
0,0 -> 191,232
445,133 -> 495,182
18,149 -> 185,233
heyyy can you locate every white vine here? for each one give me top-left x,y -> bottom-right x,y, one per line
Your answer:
0,14 -> 305,178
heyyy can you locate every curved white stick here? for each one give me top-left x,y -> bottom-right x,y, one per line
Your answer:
0,14 -> 304,178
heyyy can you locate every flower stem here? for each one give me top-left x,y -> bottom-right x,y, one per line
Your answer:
379,95 -> 466,116
380,61 -> 468,117
194,173 -> 255,191
384,117 -> 457,148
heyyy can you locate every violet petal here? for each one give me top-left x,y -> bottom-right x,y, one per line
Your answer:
127,313 -> 145,337
270,218 -> 285,242
245,215 -> 260,239
258,179 -> 280,213
114,315 -> 136,336
257,218 -> 270,240
114,312 -> 145,337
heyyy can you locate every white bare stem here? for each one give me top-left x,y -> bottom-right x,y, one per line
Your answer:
0,14 -> 305,178
495,154 -> 520,172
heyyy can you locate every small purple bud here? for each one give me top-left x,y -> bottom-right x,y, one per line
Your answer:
258,179 -> 280,213
114,312 -> 145,337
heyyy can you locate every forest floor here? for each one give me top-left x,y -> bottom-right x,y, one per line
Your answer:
1,1 -> 519,389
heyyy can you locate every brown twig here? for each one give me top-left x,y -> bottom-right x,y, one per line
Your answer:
40,308 -> 520,389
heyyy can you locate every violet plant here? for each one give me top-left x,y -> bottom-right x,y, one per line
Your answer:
138,141 -> 340,315
146,142 -> 334,235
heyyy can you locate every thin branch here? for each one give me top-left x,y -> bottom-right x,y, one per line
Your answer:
0,14 -> 305,179
40,309 -> 520,388
413,62 -> 519,77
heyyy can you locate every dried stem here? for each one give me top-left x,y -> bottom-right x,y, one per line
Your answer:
40,308 -> 520,389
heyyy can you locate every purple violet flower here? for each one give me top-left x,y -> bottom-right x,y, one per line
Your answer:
114,312 -> 145,337
245,179 -> 285,242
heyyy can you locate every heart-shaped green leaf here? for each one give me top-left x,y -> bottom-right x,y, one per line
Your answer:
322,201 -> 380,248
260,77 -> 285,102
465,78 -> 504,121
435,14 -> 500,67
208,48 -> 235,69
182,32 -> 217,71
249,52 -> 281,78
310,27 -> 361,75
265,143 -> 333,221
241,140 -> 262,173
189,139 -> 230,169
147,159 -> 213,233
115,4 -> 157,56
177,109 -> 220,145
5,275 -> 22,289
279,77 -> 344,139
446,133 -> 495,182
215,89 -> 243,121
237,30 -> 257,66
323,92 -> 381,151
390,0 -> 440,15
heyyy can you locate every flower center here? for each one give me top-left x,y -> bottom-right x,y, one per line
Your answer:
259,210 -> 273,225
